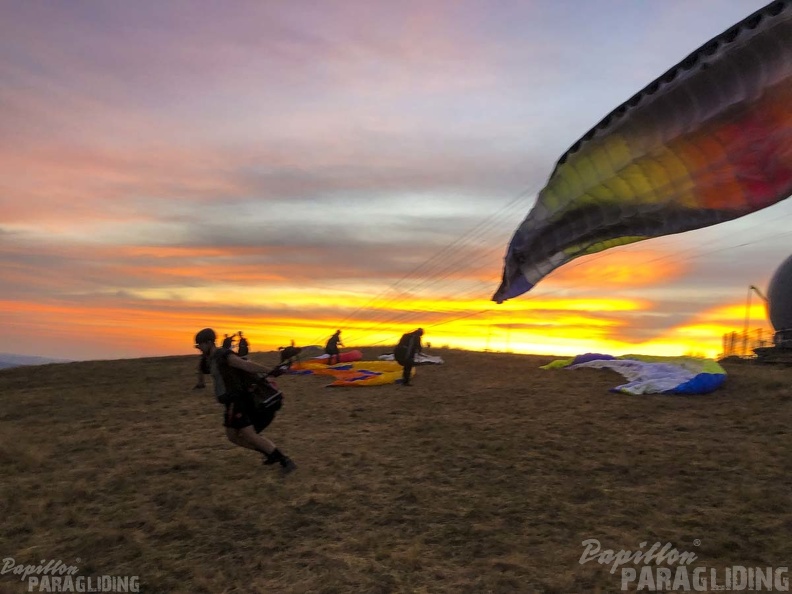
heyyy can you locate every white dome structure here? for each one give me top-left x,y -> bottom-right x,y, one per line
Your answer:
768,254 -> 792,333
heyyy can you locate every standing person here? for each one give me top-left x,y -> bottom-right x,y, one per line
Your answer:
237,331 -> 249,358
222,333 -> 235,349
324,330 -> 344,365
394,328 -> 424,386
279,343 -> 303,364
194,328 -> 297,474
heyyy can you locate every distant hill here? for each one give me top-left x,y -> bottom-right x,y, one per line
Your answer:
0,353 -> 71,369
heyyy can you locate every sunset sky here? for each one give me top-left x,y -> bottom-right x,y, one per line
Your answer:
1,0 -> 789,362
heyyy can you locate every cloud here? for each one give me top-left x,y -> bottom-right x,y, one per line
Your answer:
0,0 -> 781,360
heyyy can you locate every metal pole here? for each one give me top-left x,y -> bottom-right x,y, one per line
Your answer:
742,285 -> 752,357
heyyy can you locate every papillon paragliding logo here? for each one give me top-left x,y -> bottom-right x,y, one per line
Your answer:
579,540 -> 790,592
1,557 -> 140,592
494,0 -> 792,303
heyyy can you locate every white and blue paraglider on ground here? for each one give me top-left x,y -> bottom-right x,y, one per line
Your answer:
542,354 -> 727,395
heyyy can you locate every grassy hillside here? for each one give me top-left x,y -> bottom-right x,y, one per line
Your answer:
1,349 -> 790,593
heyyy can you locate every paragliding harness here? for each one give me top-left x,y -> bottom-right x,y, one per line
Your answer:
248,374 -> 284,413
213,348 -> 286,413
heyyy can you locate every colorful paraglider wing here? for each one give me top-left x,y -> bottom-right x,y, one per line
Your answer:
325,366 -> 414,387
494,1 -> 792,302
288,360 -> 413,387
541,354 -> 726,395
308,349 -> 364,364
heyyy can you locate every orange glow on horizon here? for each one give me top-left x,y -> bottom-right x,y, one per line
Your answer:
1,280 -> 775,361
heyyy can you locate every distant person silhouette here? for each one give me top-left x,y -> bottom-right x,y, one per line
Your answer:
325,330 -> 344,365
279,343 -> 303,364
194,328 -> 296,474
222,333 -> 235,349
237,331 -> 249,358
394,328 -> 423,386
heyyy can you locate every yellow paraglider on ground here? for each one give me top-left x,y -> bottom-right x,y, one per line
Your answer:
288,360 -> 415,387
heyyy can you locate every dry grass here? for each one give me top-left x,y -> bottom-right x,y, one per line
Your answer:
0,349 -> 790,593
